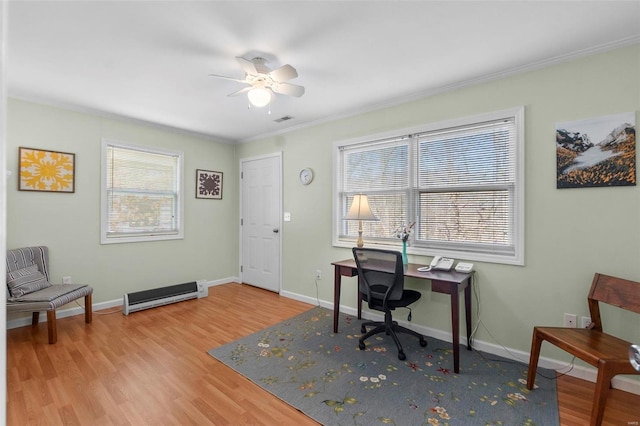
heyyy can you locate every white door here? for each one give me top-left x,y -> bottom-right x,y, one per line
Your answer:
240,154 -> 281,292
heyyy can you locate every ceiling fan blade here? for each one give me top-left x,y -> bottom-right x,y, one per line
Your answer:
209,74 -> 247,84
269,64 -> 298,82
227,86 -> 252,97
236,57 -> 258,76
272,82 -> 305,97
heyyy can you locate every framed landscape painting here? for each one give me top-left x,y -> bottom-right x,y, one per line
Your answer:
19,147 -> 75,193
556,112 -> 636,188
196,169 -> 223,199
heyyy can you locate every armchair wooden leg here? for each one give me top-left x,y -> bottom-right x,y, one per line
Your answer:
590,361 -> 613,426
526,328 -> 543,389
46,310 -> 57,344
32,312 -> 40,326
85,294 -> 92,323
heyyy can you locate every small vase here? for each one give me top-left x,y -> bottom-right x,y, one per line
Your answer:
402,240 -> 408,265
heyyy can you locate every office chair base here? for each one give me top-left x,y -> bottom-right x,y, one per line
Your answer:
359,318 -> 427,360
361,320 -> 402,334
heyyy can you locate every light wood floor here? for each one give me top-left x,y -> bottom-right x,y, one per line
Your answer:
7,283 -> 640,425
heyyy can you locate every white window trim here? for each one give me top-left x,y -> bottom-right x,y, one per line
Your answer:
333,107 -> 525,266
100,138 -> 185,244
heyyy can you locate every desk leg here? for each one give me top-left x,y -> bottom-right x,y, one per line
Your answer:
450,287 -> 460,374
357,277 -> 362,319
333,265 -> 341,333
465,280 -> 472,350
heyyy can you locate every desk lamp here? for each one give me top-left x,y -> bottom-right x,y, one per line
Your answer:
345,194 -> 378,248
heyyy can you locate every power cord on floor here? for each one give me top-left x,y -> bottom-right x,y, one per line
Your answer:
468,273 -> 576,381
74,300 -> 122,315
314,277 -> 321,307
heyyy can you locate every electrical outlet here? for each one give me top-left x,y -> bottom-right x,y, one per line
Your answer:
563,313 -> 577,328
315,270 -> 322,280
581,316 -> 592,328
62,276 -> 71,284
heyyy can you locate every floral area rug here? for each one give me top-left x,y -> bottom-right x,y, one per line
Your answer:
207,307 -> 559,425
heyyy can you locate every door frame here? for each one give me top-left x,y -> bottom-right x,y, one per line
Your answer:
1,2 -> 8,421
238,151 -> 283,292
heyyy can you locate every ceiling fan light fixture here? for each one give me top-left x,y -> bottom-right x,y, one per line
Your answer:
247,87 -> 272,107
210,56 -> 303,110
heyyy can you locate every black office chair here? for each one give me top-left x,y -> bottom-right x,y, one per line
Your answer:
353,247 -> 427,360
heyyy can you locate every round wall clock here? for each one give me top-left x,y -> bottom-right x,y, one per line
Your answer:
299,168 -> 314,185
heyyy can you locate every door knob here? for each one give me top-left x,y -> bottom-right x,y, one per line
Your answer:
273,228 -> 279,233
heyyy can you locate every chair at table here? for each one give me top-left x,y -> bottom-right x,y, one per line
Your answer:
6,246 -> 93,344
526,272 -> 640,426
352,247 -> 427,360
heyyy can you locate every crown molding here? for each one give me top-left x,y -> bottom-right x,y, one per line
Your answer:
8,35 -> 639,146
7,93 -> 236,144
239,36 -> 640,144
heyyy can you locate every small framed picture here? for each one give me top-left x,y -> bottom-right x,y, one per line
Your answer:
196,169 -> 223,199
19,147 -> 75,193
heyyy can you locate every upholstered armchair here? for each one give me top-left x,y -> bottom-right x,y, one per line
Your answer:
6,246 -> 93,344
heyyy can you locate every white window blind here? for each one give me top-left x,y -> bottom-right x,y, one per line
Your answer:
334,108 -> 524,264
339,138 -> 410,243
416,118 -> 516,255
102,140 -> 184,244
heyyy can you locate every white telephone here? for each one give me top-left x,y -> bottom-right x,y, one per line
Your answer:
416,255 -> 455,272
430,255 -> 454,271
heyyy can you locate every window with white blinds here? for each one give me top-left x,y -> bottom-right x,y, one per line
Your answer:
101,139 -> 184,244
334,107 -> 524,264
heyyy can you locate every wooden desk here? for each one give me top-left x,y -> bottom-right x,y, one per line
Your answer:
331,258 -> 473,373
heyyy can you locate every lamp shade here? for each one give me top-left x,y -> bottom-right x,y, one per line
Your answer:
345,194 -> 377,221
247,87 -> 272,107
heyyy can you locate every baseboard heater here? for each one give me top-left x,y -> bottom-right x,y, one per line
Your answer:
123,281 -> 207,315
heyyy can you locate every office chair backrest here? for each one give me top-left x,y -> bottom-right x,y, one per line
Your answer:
587,273 -> 640,332
352,248 -> 404,303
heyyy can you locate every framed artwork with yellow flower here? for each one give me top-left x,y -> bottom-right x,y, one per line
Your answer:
19,147 -> 75,193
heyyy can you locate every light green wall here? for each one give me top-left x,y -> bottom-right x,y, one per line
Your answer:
6,99 -> 239,309
236,44 -> 640,360
6,45 -> 640,367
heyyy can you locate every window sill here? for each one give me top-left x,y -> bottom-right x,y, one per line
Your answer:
101,233 -> 184,245
333,240 -> 523,266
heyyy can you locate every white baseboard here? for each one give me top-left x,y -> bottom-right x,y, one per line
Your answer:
7,297 -> 121,329
9,283 -> 638,396
280,289 -> 640,396
6,278 -> 232,329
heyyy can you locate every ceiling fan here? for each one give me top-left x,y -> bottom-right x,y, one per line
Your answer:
209,57 -> 305,108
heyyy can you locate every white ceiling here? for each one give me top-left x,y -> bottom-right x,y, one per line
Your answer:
7,1 -> 640,143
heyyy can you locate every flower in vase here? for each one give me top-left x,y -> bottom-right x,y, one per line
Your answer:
392,222 -> 415,243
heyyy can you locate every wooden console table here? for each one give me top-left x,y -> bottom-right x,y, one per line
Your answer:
331,258 -> 473,373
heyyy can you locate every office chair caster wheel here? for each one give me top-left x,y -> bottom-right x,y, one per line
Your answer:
419,338 -> 427,347
398,351 -> 406,361
359,341 -> 366,350
361,325 -> 366,333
